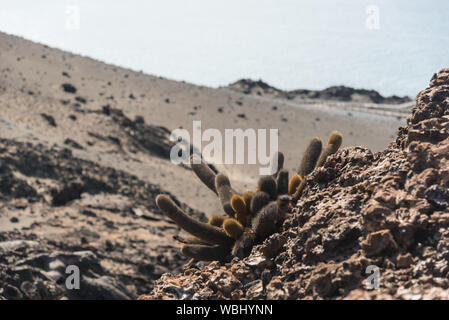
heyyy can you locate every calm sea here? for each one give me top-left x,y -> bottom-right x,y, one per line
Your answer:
1,0 -> 448,97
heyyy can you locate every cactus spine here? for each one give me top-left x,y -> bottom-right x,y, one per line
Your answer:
291,177 -> 307,203
271,151 -> 284,177
215,173 -> 235,216
190,154 -> 218,194
298,137 -> 322,177
232,228 -> 255,259
276,169 -> 289,195
208,214 -> 226,227
257,175 -> 277,200
156,195 -> 234,246
231,195 -> 251,226
288,174 -> 303,195
250,191 -> 271,215
316,131 -> 343,168
223,218 -> 244,240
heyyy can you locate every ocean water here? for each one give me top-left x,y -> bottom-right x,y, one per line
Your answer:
0,0 -> 448,97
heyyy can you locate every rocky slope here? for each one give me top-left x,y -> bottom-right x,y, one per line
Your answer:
227,79 -> 411,105
142,69 -> 449,300
0,138 -> 204,299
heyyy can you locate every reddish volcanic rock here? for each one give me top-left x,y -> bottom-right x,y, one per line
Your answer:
141,69 -> 449,300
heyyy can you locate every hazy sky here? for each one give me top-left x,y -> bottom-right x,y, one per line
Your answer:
1,0 -> 448,97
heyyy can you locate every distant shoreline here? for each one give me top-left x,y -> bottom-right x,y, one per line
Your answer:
225,79 -> 412,105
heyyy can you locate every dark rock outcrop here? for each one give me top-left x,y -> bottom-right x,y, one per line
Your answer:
61,83 -> 77,94
227,79 -> 411,105
0,139 -> 204,300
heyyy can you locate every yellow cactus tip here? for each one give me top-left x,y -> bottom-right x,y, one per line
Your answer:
231,195 -> 246,212
288,174 -> 303,195
208,215 -> 226,227
328,131 -> 343,147
215,173 -> 230,187
223,218 -> 244,240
